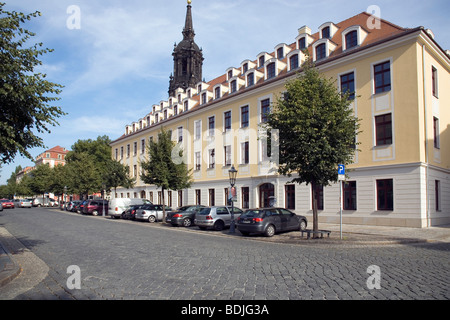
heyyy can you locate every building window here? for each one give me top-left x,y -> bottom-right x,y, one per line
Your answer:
115,149 -> 118,160
343,181 -> 357,210
321,26 -> 330,39
433,117 -> 440,149
208,149 -> 215,169
208,116 -> 215,136
375,113 -> 392,146
127,144 -> 130,158
261,98 -> 271,123
149,192 -> 153,203
224,188 -> 229,205
215,86 -> 221,99
174,105 -> 178,115
201,92 -> 207,105
247,72 -> 254,87
432,66 -> 438,98
241,141 -> 249,164
312,184 -> 324,210
316,43 -> 326,60
167,191 -> 172,208
230,80 -> 237,93
183,101 -> 188,112
134,142 -> 137,156
178,126 -> 183,143
242,187 -> 249,209
374,61 -> 391,94
209,189 -> 215,206
195,190 -> 201,205
298,37 -> 306,50
340,72 -> 355,100
345,30 -> 358,49
435,180 -> 441,211
224,111 -> 232,131
289,54 -> 299,70
277,47 -> 284,59
141,139 -> 145,154
224,145 -> 231,166
259,55 -> 265,68
241,105 -> 249,128
195,120 -> 201,140
285,185 -> 295,210
377,179 -> 393,211
266,62 -> 276,79
120,146 -> 124,159
195,152 -> 201,171
242,63 -> 248,73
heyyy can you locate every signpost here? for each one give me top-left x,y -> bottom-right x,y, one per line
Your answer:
338,165 -> 345,239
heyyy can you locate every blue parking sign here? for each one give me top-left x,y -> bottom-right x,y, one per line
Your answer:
338,164 -> 345,175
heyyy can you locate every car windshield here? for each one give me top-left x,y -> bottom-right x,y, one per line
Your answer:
198,208 -> 211,215
241,210 -> 264,218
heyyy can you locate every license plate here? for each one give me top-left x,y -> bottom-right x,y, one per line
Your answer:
242,220 -> 251,224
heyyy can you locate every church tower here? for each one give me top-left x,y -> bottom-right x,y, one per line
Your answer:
169,0 -> 204,97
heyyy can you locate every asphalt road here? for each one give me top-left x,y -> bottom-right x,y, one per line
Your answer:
0,207 -> 449,302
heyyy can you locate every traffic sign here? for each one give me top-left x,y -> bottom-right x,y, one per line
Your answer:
338,164 -> 345,175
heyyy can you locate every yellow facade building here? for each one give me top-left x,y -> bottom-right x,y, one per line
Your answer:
111,4 -> 450,228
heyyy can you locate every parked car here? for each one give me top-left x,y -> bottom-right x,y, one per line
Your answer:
236,208 -> 307,237
194,206 -> 244,231
32,197 -> 58,207
121,204 -> 145,220
166,205 -> 205,227
69,200 -> 82,212
0,202 -> 3,211
76,200 -> 89,214
108,198 -> 150,219
14,199 -> 32,208
82,200 -> 109,216
0,199 -> 15,209
135,204 -> 171,223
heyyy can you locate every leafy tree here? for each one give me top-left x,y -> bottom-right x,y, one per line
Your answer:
0,4 -> 65,164
29,163 -> 53,200
266,59 -> 360,237
103,159 -> 135,196
140,128 -> 193,221
65,152 -> 101,199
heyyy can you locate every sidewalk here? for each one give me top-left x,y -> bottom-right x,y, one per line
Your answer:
1,221 -> 449,289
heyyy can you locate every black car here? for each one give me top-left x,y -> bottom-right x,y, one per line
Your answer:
165,205 -> 205,227
236,208 -> 307,237
121,204 -> 144,220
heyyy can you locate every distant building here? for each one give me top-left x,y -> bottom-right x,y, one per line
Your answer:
35,146 -> 69,168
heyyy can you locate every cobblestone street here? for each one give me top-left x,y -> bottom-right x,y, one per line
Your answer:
1,208 -> 449,302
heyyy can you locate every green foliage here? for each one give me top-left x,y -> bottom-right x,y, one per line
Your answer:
0,3 -> 65,164
140,128 -> 193,219
266,59 -> 361,233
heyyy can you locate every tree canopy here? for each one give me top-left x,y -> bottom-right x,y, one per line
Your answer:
266,59 -> 360,235
0,4 -> 65,164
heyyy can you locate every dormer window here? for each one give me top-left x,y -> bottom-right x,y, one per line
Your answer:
259,55 -> 265,68
198,84 -> 202,92
267,62 -> 276,79
184,100 -> 189,111
277,47 -> 284,59
298,37 -> 306,50
215,86 -> 221,99
316,43 -> 326,60
289,54 -> 299,70
322,26 -> 330,39
345,31 -> 358,49
174,105 -> 178,115
230,80 -> 237,93
342,25 -> 368,51
201,92 -> 207,105
247,72 -> 254,87
242,63 -> 248,73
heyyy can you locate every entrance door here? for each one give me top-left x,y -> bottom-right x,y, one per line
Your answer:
259,183 -> 274,208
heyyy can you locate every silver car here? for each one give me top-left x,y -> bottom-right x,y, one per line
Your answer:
194,206 -> 244,231
135,204 -> 170,223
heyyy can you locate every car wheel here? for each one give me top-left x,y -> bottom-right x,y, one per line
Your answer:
264,224 -> 276,237
92,210 -> 99,216
213,220 -> 225,231
148,215 -> 156,223
182,218 -> 192,227
299,220 -> 307,231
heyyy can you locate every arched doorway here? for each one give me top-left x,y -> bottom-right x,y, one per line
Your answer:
140,190 -> 146,199
259,183 -> 274,208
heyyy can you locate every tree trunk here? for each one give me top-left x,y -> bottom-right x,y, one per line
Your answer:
161,187 -> 166,223
311,181 -> 319,238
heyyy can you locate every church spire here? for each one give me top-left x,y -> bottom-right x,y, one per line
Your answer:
182,0 -> 195,40
168,0 -> 204,97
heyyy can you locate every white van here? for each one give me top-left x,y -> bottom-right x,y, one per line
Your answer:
108,198 -> 150,218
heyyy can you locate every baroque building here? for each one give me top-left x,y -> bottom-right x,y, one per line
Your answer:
111,2 -> 450,228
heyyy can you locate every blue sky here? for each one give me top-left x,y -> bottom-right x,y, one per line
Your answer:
1,0 -> 449,184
